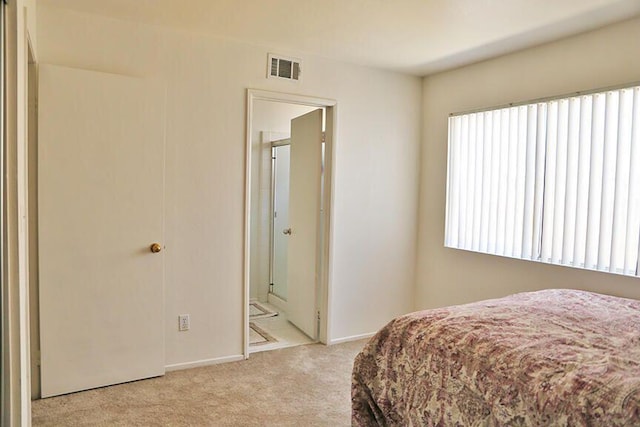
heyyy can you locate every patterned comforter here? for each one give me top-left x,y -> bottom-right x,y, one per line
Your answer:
352,289 -> 640,426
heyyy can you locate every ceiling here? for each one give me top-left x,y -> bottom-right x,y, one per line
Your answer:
38,0 -> 640,76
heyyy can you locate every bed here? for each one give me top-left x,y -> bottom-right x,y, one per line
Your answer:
351,289 -> 640,426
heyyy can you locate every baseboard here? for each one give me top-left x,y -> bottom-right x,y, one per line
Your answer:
267,292 -> 287,312
165,354 -> 244,372
329,332 -> 376,345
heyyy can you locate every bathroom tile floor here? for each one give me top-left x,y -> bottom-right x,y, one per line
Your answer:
249,301 -> 314,353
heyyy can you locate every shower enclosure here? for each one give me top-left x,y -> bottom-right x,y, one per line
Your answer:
270,142 -> 291,300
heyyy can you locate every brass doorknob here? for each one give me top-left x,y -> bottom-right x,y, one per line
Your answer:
150,243 -> 162,253
283,228 -> 292,235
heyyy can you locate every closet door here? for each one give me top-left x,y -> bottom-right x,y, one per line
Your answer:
38,65 -> 165,397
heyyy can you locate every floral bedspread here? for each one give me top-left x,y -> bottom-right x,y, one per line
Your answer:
352,289 -> 640,426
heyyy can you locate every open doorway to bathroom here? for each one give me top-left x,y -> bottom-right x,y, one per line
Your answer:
244,90 -> 336,357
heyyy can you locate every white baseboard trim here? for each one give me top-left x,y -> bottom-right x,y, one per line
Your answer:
267,292 -> 287,312
329,332 -> 376,345
165,354 -> 244,372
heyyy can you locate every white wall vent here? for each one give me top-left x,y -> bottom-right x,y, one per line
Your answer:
267,54 -> 301,82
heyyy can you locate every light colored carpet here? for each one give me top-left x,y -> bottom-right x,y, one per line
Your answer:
32,339 -> 368,426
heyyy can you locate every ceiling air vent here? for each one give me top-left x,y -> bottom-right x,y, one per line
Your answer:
268,54 -> 301,82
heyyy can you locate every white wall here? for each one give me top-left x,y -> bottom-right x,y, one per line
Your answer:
417,17 -> 640,310
249,100 -> 315,302
36,6 -> 421,367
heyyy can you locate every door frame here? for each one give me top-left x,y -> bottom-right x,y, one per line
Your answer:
2,2 -> 36,423
243,89 -> 337,358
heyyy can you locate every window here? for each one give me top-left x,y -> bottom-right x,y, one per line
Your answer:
445,85 -> 640,277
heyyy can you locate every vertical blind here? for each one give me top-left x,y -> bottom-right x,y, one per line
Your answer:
445,85 -> 640,277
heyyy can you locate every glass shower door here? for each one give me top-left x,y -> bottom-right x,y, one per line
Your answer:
271,144 -> 290,299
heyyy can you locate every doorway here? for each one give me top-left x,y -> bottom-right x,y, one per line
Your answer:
243,90 -> 336,357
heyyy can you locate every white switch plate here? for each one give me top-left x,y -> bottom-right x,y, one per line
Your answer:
178,314 -> 190,331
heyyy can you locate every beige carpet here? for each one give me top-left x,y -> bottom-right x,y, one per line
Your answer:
32,339 -> 368,426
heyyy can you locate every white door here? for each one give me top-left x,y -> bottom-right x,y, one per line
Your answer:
38,65 -> 165,397
286,109 -> 323,339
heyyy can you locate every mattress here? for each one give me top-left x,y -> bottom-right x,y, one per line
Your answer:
351,289 -> 640,426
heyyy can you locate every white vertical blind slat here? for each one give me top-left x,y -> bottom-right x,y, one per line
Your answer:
466,114 -> 477,250
573,95 -> 593,268
448,116 -> 461,247
488,112 -> 500,253
472,114 -> 484,251
513,106 -> 528,258
552,99 -> 569,263
522,105 -> 538,259
496,109 -> 509,255
585,93 -> 606,270
505,107 -> 518,257
458,115 -> 469,249
541,101 -> 559,262
626,88 -> 640,274
562,97 -> 581,265
479,112 -> 492,252
445,118 -> 451,246
444,119 -> 450,245
598,91 -> 620,270
532,104 -> 547,260
610,89 -> 633,272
